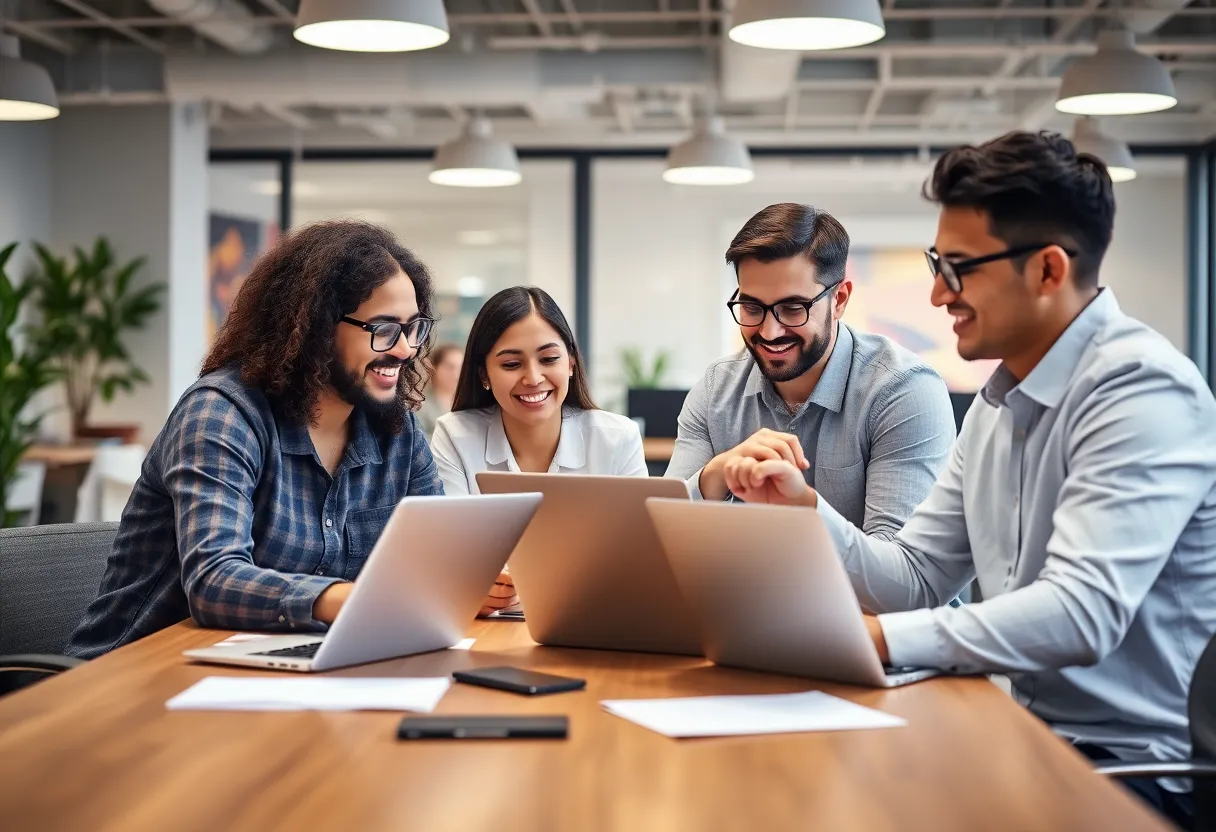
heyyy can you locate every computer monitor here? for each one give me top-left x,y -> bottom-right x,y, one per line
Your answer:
626,388 -> 689,438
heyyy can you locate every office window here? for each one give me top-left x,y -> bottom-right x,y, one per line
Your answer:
291,160 -> 574,356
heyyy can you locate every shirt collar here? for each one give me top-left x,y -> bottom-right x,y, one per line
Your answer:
277,406 -> 382,468
742,322 -> 853,415
981,288 -> 1119,410
343,408 -> 383,467
485,407 -> 586,472
807,322 -> 852,414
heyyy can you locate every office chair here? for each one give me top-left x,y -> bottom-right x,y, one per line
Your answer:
1093,632 -> 1216,830
0,522 -> 116,695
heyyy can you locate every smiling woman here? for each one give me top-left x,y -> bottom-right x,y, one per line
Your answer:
429,286 -> 648,495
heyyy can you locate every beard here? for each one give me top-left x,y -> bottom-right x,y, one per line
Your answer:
745,316 -> 835,384
328,353 -> 409,436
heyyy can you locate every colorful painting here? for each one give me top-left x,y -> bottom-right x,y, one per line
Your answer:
842,247 -> 999,392
208,214 -> 277,342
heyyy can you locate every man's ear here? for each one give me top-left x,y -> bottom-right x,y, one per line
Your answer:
831,279 -> 854,320
1034,245 -> 1072,297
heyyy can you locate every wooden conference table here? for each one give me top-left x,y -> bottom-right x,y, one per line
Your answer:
0,621 -> 1172,831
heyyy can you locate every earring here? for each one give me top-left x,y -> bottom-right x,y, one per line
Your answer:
483,382 -> 490,390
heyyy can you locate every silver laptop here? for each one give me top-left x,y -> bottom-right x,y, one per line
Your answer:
183,493 -> 542,672
476,473 -> 703,656
645,498 -> 939,688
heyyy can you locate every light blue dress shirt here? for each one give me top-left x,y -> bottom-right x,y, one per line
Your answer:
818,290 -> 1216,781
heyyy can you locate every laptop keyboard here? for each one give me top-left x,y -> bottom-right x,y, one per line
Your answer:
252,643 -> 321,658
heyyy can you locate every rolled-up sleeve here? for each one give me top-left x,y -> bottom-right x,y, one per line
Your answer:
163,390 -> 341,631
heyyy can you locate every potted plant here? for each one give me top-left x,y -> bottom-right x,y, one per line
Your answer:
620,347 -> 687,439
0,243 -> 61,526
28,237 -> 164,443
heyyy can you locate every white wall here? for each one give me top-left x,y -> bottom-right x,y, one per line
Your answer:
0,122 -> 53,276
169,103 -> 210,404
1102,171 -> 1187,352
50,103 -> 208,442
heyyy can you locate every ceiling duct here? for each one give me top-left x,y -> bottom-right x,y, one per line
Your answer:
147,0 -> 274,55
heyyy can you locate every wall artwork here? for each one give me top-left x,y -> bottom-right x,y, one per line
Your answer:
208,213 -> 277,342
842,247 -> 1000,393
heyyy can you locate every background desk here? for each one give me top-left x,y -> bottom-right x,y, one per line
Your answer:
0,621 -> 1172,831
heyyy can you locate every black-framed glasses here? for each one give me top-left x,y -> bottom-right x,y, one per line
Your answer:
925,243 -> 1077,294
726,282 -> 839,328
340,315 -> 435,352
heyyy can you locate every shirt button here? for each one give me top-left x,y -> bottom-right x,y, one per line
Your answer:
325,517 -> 333,528
278,614 -> 285,623
1015,429 -> 1026,440
315,566 -> 326,576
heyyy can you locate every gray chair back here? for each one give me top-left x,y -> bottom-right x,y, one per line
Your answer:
0,523 -> 117,655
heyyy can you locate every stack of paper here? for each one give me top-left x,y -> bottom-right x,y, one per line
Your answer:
167,676 -> 451,712
601,690 -> 906,738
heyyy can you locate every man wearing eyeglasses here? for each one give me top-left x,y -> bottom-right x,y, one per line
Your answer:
722,132 -> 1216,828
665,202 -> 956,541
66,221 -> 505,659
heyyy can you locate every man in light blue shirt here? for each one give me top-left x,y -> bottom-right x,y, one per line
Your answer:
666,203 -> 955,540
722,131 -> 1216,829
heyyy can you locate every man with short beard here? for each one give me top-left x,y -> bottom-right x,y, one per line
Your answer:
66,221 -> 513,659
666,203 -> 955,538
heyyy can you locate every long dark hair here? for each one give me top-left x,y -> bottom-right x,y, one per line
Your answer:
451,286 -> 596,412
201,220 -> 435,429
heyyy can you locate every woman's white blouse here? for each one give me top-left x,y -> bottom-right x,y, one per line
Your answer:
430,407 -> 649,495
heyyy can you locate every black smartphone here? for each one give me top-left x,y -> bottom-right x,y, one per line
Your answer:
452,666 -> 586,695
397,715 -> 568,740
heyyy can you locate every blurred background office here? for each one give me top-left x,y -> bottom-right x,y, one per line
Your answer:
1,0 -> 1214,523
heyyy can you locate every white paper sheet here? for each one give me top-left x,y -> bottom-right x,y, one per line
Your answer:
166,676 -> 451,712
600,690 -> 906,738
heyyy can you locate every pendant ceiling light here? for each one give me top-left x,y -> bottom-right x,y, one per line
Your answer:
429,117 -> 522,188
1056,29 -> 1177,116
663,117 -> 754,186
0,35 -> 59,121
728,0 -> 885,51
1070,118 -> 1136,183
294,0 -> 450,52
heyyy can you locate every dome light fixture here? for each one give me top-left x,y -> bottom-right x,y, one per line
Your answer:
728,0 -> 885,51
663,117 -> 755,186
1070,117 -> 1137,183
0,35 -> 59,121
1056,29 -> 1177,116
294,0 -> 450,53
429,117 -> 522,188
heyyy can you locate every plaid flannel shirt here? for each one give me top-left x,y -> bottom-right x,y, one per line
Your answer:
66,365 -> 442,659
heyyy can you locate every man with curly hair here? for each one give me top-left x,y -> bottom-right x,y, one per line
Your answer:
67,221 -> 512,658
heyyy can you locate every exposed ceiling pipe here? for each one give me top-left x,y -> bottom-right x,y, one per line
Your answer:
164,48 -> 711,110
146,0 -> 273,55
1119,0 -> 1194,35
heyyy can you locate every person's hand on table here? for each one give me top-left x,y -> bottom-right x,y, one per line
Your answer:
864,614 -> 890,664
478,569 -> 518,618
313,581 -> 354,624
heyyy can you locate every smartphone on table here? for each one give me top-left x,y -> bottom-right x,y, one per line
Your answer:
452,666 -> 586,695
